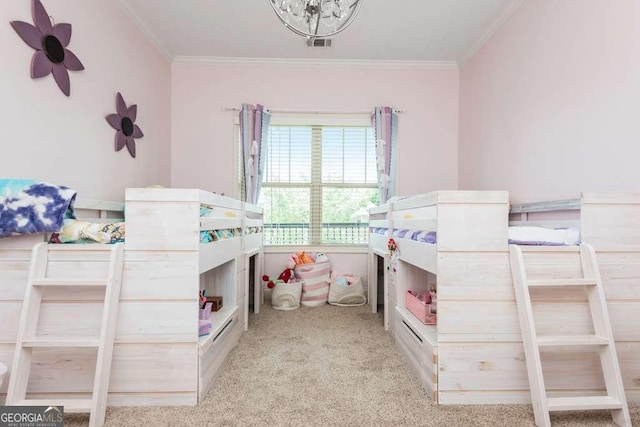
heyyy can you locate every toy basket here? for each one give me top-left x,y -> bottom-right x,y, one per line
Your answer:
406,290 -> 437,325
295,261 -> 331,307
272,280 -> 303,311
328,275 -> 366,306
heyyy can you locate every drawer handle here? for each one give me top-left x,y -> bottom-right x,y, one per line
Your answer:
402,320 -> 422,344
212,317 -> 234,344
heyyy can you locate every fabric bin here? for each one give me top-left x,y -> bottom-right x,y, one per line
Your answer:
328,275 -> 366,306
272,280 -> 303,311
406,290 -> 437,325
199,302 -> 213,320
295,261 -> 331,307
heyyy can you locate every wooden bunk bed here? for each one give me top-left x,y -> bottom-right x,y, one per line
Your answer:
369,191 -> 640,405
509,192 -> 640,405
0,198 -> 127,405
0,188 -> 263,407
368,191 -> 510,403
125,188 -> 261,403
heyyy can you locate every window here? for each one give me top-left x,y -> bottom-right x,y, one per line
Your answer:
259,115 -> 379,246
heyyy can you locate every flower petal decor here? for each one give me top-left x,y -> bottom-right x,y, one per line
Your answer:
106,93 -> 144,158
10,0 -> 84,96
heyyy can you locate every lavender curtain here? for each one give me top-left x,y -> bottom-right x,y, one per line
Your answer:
240,104 -> 270,204
372,107 -> 398,203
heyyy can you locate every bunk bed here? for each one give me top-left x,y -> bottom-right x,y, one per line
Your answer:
368,191 -> 510,402
0,188 -> 263,407
125,188 -> 260,403
370,191 -> 640,405
0,197 -> 127,405
508,193 -> 640,405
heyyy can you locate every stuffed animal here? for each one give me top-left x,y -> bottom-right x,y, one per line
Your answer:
262,259 -> 296,289
292,251 -> 315,265
315,252 -> 329,263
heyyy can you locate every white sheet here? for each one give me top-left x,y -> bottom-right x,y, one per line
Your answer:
508,226 -> 580,246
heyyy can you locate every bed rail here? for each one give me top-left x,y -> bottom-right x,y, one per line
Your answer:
509,198 -> 580,214
74,198 -> 125,222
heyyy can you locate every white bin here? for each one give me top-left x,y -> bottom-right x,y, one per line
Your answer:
272,280 -> 303,311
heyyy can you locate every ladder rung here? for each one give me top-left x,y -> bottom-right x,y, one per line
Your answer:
32,278 -> 107,287
22,337 -> 100,348
526,278 -> 597,287
546,396 -> 624,411
537,335 -> 610,347
15,398 -> 92,413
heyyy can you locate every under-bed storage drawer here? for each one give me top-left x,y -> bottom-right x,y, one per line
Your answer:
198,310 -> 242,402
394,308 -> 437,402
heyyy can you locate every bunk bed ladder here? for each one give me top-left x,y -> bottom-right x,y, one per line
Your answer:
6,242 -> 124,427
509,243 -> 630,427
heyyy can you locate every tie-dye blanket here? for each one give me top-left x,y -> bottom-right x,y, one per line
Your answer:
0,179 -> 77,238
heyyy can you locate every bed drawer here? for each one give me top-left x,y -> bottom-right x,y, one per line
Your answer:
198,311 -> 242,402
394,309 -> 438,402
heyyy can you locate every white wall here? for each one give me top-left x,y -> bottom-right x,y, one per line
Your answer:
459,0 -> 640,203
0,1 -> 171,201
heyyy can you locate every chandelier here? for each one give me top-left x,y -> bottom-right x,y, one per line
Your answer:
269,0 -> 363,40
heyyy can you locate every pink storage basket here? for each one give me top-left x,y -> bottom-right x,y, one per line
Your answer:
406,290 -> 437,325
295,261 -> 331,307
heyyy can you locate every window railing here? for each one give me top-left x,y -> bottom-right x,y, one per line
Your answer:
264,222 -> 369,245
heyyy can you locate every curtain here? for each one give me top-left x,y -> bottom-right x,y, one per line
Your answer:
372,106 -> 398,203
240,104 -> 270,204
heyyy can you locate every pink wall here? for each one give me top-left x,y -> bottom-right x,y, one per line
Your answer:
459,0 -> 640,203
0,1 -> 171,201
171,62 -> 459,197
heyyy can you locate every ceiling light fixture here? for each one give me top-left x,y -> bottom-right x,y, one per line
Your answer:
269,0 -> 363,40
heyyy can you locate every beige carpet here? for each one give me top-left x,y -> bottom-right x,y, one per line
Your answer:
66,304 -> 638,426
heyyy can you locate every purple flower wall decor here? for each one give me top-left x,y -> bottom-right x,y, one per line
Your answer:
106,93 -> 144,158
10,0 -> 84,97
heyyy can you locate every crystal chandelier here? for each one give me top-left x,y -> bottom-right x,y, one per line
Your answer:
269,0 -> 363,40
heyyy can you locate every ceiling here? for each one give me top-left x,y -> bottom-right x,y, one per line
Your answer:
119,0 -> 523,64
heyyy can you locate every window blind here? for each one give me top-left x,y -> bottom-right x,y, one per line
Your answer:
260,122 -> 378,245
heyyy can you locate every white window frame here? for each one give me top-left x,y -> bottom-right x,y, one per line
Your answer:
262,112 -> 376,247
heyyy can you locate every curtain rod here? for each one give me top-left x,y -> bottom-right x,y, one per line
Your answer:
221,107 -> 403,114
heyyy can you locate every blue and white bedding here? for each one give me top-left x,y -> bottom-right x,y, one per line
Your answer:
0,179 -> 76,238
199,206 -> 245,243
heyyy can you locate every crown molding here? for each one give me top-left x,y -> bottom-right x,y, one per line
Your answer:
116,0 -> 174,62
458,0 -> 525,67
173,56 -> 458,70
